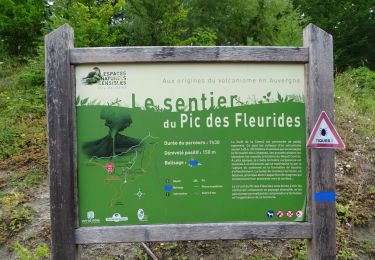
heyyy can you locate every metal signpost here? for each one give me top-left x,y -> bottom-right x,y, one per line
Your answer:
45,23 -> 336,259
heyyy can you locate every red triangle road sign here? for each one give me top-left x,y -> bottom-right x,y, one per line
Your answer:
307,111 -> 345,149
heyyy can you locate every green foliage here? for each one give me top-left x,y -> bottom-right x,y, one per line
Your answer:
261,91 -> 272,103
13,242 -> 49,260
0,61 -> 21,89
0,63 -> 46,166
349,67 -> 375,90
76,96 -> 103,106
275,92 -> 295,103
336,224 -> 359,260
250,0 -> 303,46
272,5 -> 304,46
249,253 -> 277,260
360,240 -> 375,256
134,250 -> 148,260
0,85 -> 45,159
8,207 -> 33,232
0,0 -> 307,57
336,203 -> 353,223
335,67 -> 375,118
255,92 -> 298,104
50,0 -> 125,47
0,192 -> 33,244
111,0 -> 303,46
10,168 -> 45,189
286,239 -> 307,259
334,66 -> 375,259
115,0 -> 188,46
0,0 -> 46,57
76,96 -> 89,106
0,124 -> 20,159
0,86 -> 45,117
295,0 -> 375,70
18,70 -> 44,88
187,0 -> 303,46
182,27 -> 217,46
17,47 -> 45,88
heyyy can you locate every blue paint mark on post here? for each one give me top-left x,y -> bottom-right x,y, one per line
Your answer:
314,191 -> 336,202
164,184 -> 173,192
189,159 -> 199,167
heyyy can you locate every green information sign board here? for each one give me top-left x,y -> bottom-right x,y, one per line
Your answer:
76,63 -> 307,226
46,24 -> 336,259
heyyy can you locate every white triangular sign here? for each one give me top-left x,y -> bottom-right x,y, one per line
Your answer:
307,111 -> 345,149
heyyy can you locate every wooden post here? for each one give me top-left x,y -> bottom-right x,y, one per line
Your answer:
45,24 -> 77,259
304,24 -> 336,259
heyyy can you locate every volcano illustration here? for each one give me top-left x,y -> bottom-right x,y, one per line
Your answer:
83,107 -> 142,157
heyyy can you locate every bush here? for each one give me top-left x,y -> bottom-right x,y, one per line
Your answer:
13,242 -> 49,260
18,70 -> 44,88
0,192 -> 33,244
18,48 -> 45,88
335,67 -> 375,116
349,67 -> 375,90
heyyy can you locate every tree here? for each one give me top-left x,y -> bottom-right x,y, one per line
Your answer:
114,0 -> 188,46
181,27 -> 217,46
186,0 -> 303,46
49,0 -> 125,47
186,0 -> 257,45
48,0 -> 303,48
0,0 -> 47,57
249,0 -> 303,46
295,0 -> 375,70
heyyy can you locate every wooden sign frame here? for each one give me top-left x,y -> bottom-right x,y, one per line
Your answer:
45,23 -> 335,259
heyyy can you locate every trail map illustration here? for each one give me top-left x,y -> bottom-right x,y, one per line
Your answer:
76,64 -> 307,226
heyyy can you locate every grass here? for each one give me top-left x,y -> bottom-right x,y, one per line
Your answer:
10,168 -> 45,189
0,61 -> 47,169
0,192 -> 33,245
13,241 -> 49,260
0,60 -> 374,258
334,67 -> 375,259
0,59 -> 48,254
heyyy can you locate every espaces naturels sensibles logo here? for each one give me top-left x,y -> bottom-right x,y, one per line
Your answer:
82,67 -> 126,86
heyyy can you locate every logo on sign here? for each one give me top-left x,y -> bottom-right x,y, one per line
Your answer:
105,213 -> 128,222
81,67 -> 127,87
137,208 -> 149,221
296,210 -> 303,218
87,211 -> 95,220
286,210 -> 294,218
106,162 -> 115,173
81,210 -> 100,224
266,210 -> 275,218
137,209 -> 145,220
276,210 -> 284,218
81,67 -> 102,85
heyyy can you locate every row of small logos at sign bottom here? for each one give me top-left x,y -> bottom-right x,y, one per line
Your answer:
267,210 -> 303,219
83,209 -> 303,224
82,209 -> 146,224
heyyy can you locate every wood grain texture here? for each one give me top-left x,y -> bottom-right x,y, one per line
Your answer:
75,222 -> 313,244
45,24 -> 77,260
71,65 -> 79,229
303,23 -> 336,260
70,46 -> 309,64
